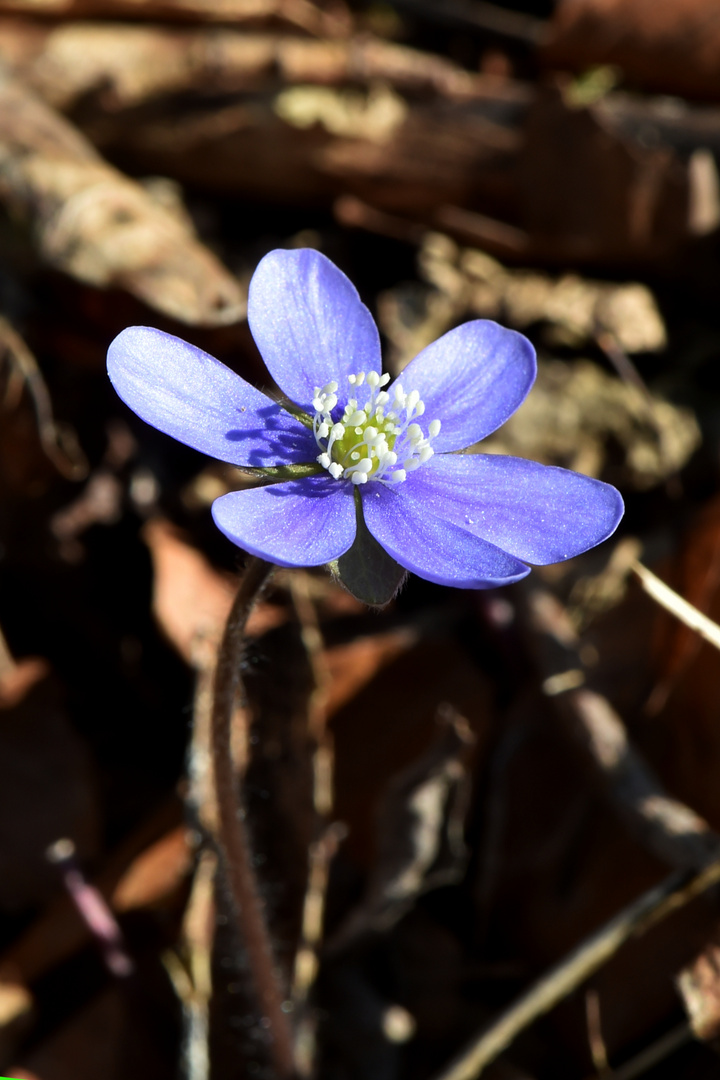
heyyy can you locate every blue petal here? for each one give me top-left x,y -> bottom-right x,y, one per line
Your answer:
398,320 -> 536,452
248,249 -> 382,409
403,453 -> 624,564
107,326 -> 316,468
361,483 -> 530,588
212,475 -> 356,566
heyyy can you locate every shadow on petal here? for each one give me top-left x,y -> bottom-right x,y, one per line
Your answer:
223,402 -> 317,467
258,474 -> 350,499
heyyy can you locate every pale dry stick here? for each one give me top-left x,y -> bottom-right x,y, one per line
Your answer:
633,560 -> 720,653
289,571 -> 333,817
211,557 -> 296,1079
585,989 -> 610,1076
189,632 -> 222,836
288,572 -> 344,1075
163,849 -> 218,1080
0,316 -> 88,480
432,857 -> 720,1080
604,1022 -> 691,1080
293,823 -> 348,1076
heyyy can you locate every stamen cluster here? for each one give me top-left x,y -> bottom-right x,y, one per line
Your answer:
313,371 -> 440,485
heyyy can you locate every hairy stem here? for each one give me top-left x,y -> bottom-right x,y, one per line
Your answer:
210,556 -> 295,1078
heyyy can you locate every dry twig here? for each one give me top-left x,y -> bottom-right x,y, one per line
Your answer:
163,850 -> 218,1080
0,315 -> 87,480
432,858 -> 720,1080
633,560 -> 720,653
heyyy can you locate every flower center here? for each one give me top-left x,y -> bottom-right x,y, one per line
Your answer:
312,371 -> 440,485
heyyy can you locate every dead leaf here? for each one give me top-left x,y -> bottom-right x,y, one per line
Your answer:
112,825 -> 192,912
678,932 -> 720,1041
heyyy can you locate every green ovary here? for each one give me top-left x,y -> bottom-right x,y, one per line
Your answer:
331,413 -> 398,474
313,372 -> 438,485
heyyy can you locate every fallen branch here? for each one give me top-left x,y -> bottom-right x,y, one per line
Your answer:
432,858 -> 720,1080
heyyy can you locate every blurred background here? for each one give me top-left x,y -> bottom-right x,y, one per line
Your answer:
4,1 -> 720,1078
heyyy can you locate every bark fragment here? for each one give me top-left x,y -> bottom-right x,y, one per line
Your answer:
0,71 -> 245,325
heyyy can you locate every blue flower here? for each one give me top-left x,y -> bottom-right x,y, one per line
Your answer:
107,247 -> 623,590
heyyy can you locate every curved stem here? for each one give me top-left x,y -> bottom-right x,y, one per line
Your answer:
210,556 -> 295,1078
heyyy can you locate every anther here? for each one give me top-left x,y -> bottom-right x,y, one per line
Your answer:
312,369 -> 440,485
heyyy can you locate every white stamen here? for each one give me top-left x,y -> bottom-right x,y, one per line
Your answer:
312,369 -> 440,487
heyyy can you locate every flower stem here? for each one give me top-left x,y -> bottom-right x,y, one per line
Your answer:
210,556 -> 295,1078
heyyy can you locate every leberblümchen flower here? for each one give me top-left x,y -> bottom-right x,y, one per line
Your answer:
107,248 -> 623,591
